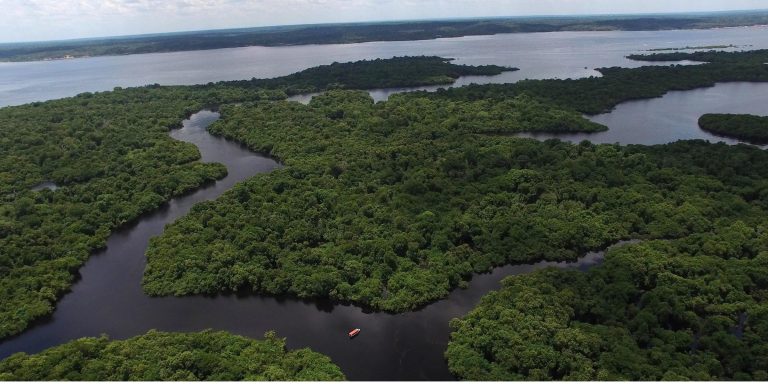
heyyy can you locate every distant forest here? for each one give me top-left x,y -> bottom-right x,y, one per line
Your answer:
2,11 -> 768,62
699,113 -> 768,144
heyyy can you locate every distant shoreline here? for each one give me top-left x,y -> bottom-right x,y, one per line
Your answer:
3,11 -> 768,63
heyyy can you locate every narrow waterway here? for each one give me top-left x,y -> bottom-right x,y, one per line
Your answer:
0,110 -> 635,380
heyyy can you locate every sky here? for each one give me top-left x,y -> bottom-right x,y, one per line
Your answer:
1,0 -> 767,43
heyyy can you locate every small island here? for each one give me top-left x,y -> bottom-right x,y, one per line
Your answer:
627,48 -> 768,63
645,44 -> 741,52
699,113 -> 768,144
0,56 -> 518,340
0,330 -> 345,381
4,49 -> 768,380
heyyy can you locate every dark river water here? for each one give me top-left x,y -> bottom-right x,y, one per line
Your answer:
0,110 -> 630,380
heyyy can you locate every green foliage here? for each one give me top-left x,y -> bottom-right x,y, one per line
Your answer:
699,113 -> 768,144
0,56 -> 505,339
628,49 -> 768,64
143,79 -> 768,312
4,12 -> 768,61
6,51 -> 768,384
446,233 -> 768,380
0,87 -> 238,339
234,56 -> 515,95
419,62 -> 768,114
0,330 -> 344,381
645,44 -> 740,52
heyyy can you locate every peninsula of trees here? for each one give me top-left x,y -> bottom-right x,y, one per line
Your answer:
2,11 -> 768,62
2,50 -> 768,380
698,113 -> 768,144
0,330 -> 345,380
627,48 -> 768,64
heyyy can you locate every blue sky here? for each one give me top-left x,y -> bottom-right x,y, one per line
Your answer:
2,0 -> 767,43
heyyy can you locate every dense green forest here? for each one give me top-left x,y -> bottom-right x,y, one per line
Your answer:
0,87 -> 231,340
3,11 -> 768,61
436,50 -> 768,379
0,57 -> 508,339
0,330 -> 344,380
699,114 -> 768,144
142,92 -> 608,309
646,44 -> 741,52
232,56 -> 515,95
446,233 -> 768,380
410,61 -> 768,114
627,48 -> 768,63
144,64 -> 768,313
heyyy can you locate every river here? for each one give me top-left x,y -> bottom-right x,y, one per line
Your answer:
3,26 -> 768,107
0,110 -> 633,380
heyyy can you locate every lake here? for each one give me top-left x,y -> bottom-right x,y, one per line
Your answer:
2,26 -> 768,107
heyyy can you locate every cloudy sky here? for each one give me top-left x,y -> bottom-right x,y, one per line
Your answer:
1,0 -> 766,43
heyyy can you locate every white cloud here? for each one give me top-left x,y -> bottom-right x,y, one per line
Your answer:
1,0 -> 767,43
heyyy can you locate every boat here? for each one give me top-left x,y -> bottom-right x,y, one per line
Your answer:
348,328 -> 361,338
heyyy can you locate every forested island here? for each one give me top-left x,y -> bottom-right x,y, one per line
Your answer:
3,50 -> 768,380
698,113 -> 768,144
0,330 -> 344,380
2,10 -> 768,62
627,48 -> 768,63
418,49 -> 768,114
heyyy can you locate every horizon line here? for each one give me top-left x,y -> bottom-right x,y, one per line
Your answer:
2,7 -> 767,46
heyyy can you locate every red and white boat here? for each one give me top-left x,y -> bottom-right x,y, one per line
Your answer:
348,328 -> 361,338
